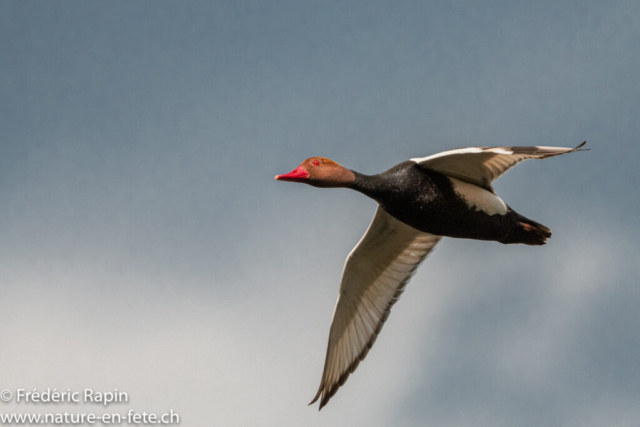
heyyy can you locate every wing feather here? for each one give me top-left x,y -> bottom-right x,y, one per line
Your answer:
310,207 -> 442,409
411,141 -> 587,191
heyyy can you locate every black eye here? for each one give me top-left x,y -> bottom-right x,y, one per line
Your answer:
313,160 -> 320,166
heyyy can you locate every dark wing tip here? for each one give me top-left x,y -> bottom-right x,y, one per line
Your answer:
319,396 -> 329,411
309,388 -> 322,407
310,384 -> 334,410
574,141 -> 589,151
309,389 -> 329,411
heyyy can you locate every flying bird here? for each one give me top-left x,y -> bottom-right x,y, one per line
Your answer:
275,141 -> 587,410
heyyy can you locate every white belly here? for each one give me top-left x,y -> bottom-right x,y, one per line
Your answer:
448,177 -> 508,216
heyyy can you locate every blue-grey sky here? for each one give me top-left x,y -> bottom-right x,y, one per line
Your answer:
1,1 -> 639,426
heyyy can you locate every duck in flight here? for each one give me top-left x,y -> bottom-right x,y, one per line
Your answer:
275,141 -> 587,410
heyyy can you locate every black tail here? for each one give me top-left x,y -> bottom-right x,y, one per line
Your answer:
517,213 -> 552,245
501,213 -> 552,245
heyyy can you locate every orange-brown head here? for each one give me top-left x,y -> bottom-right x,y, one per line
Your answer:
275,157 -> 356,188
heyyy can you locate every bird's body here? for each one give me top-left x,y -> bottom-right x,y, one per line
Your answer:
351,161 -> 545,244
275,142 -> 587,409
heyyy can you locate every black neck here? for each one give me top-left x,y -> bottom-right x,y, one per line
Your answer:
349,170 -> 385,199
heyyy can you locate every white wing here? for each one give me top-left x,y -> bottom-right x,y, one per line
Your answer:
310,206 -> 442,409
411,141 -> 587,191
